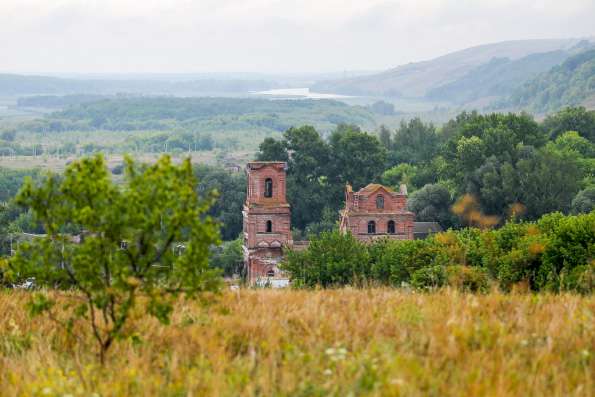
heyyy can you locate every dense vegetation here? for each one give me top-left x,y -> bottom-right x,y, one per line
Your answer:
283,211 -> 594,293
257,107 -> 595,232
506,49 -> 595,113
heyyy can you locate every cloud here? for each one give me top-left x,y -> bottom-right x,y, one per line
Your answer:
0,0 -> 594,73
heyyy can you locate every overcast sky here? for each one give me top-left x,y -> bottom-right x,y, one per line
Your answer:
2,0 -> 595,74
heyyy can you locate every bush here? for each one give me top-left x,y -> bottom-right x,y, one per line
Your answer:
411,266 -> 446,290
561,264 -> 594,294
283,212 -> 594,294
446,265 -> 489,293
541,211 -> 595,292
282,231 -> 369,287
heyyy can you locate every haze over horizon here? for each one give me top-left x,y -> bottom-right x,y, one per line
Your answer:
2,0 -> 595,75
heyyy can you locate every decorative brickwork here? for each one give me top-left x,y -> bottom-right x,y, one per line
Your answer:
243,162 -> 292,284
339,183 -> 415,242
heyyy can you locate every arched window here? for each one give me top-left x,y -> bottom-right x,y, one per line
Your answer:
264,178 -> 273,198
266,220 -> 273,233
367,220 -> 376,234
387,220 -> 396,234
267,270 -> 275,277
376,195 -> 384,209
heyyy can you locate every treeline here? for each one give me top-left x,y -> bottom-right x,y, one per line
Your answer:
283,211 -> 594,294
258,107 -> 595,232
4,96 -> 378,152
0,163 -> 245,255
17,94 -> 110,108
0,73 -> 276,96
17,97 -> 374,134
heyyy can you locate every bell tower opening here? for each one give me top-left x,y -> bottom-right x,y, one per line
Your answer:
264,178 -> 273,198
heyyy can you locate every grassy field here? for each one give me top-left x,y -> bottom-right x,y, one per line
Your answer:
0,289 -> 593,396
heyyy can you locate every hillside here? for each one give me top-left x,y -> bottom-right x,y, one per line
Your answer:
425,50 -> 570,104
312,38 -> 591,106
504,49 -> 595,113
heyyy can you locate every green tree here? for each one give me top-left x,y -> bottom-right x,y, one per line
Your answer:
284,126 -> 332,230
551,131 -> 595,157
456,136 -> 485,172
328,125 -> 387,190
7,155 -> 221,364
407,184 -> 456,229
542,106 -> 595,142
391,118 -> 439,165
194,165 -> 246,240
540,212 -> 595,293
282,231 -> 369,287
256,137 -> 288,162
304,206 -> 338,237
382,163 -> 418,190
210,237 -> 244,277
378,125 -> 392,149
571,187 -> 595,214
514,146 -> 582,219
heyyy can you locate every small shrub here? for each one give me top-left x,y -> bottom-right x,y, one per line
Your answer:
446,265 -> 489,293
411,266 -> 446,290
561,263 -> 594,294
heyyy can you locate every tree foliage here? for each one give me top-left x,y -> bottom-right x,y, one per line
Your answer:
5,155 -> 221,363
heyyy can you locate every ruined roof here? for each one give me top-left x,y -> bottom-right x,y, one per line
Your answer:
246,161 -> 288,171
357,183 -> 395,194
247,161 -> 287,165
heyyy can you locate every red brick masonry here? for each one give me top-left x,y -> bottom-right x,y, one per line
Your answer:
243,162 -> 292,283
339,183 -> 415,242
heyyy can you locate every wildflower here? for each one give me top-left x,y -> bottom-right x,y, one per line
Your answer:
325,346 -> 348,361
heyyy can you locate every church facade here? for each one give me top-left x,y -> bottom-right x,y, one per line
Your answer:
339,183 -> 415,241
242,161 -> 419,284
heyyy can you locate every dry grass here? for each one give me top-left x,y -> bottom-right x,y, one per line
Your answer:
0,289 -> 593,396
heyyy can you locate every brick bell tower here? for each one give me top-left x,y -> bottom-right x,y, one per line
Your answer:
243,161 -> 292,284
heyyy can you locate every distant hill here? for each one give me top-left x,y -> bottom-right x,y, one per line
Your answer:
312,38 -> 593,107
503,49 -> 595,113
0,74 -> 276,96
425,50 -> 571,104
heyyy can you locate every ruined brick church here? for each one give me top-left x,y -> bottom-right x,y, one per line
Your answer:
242,161 -> 426,284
